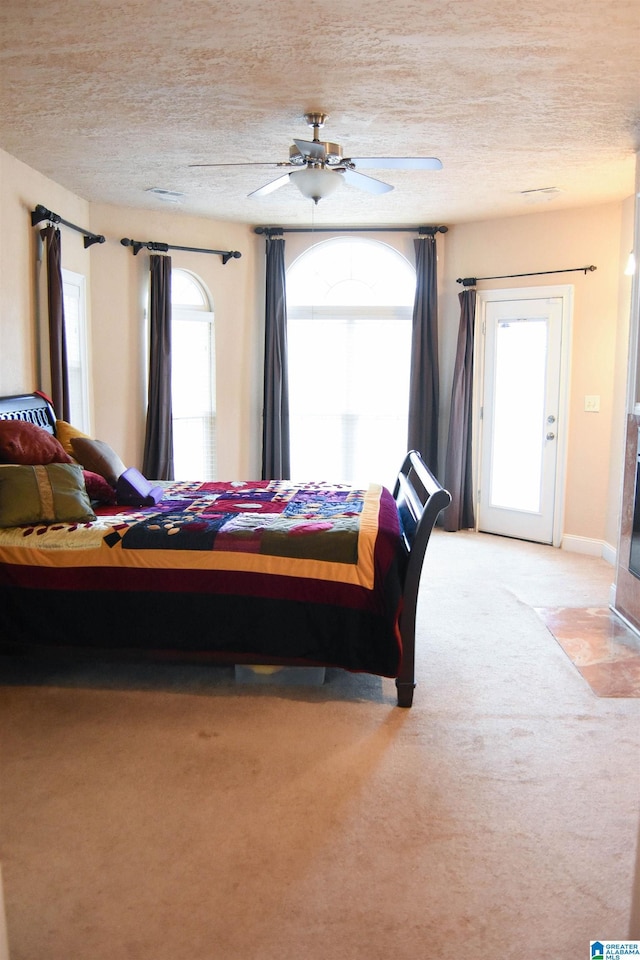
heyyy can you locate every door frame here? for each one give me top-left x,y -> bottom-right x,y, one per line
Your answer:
472,285 -> 573,547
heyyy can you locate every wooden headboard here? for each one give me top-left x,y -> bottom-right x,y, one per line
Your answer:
0,393 -> 56,435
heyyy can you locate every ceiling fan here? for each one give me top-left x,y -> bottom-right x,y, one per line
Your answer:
189,112 -> 442,204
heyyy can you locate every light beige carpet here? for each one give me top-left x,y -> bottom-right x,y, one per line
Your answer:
1,530 -> 639,960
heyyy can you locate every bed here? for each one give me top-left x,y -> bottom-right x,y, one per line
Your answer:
0,392 -> 451,707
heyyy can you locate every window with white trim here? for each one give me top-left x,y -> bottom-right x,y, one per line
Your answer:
171,269 -> 217,479
287,238 -> 415,488
62,269 -> 91,433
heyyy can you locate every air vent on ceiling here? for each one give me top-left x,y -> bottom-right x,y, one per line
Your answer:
145,188 -> 186,203
520,186 -> 562,203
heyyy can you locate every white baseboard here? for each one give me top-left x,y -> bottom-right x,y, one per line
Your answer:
561,535 -> 617,565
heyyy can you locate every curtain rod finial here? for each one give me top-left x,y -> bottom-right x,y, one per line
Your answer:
31,204 -> 51,227
419,225 -> 448,235
83,234 -> 105,249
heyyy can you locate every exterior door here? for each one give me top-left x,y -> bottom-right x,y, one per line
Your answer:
476,287 -> 570,544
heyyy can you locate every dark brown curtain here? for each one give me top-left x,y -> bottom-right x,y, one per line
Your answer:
408,234 -> 439,475
443,288 -> 476,531
40,225 -> 70,420
142,254 -> 174,480
261,233 -> 290,480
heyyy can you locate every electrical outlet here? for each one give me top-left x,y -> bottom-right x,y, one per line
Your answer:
584,395 -> 600,412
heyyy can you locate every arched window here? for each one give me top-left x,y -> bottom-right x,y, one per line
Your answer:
171,269 -> 216,479
287,238 -> 415,487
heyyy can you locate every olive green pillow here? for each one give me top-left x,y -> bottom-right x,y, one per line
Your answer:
0,463 -> 96,528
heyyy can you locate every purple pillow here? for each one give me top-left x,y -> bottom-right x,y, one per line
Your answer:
116,467 -> 164,506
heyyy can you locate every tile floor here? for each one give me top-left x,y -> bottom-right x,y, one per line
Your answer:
536,606 -> 640,697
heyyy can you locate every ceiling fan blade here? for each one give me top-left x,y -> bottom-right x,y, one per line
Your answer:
247,173 -> 291,198
293,138 -> 327,162
349,157 -> 443,171
188,162 -> 281,168
342,168 -> 394,194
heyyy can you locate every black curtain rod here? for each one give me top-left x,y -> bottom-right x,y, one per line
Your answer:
254,225 -> 448,237
457,265 -> 597,286
31,204 -> 105,249
120,238 -> 242,264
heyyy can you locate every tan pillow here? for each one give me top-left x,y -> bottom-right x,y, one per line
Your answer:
70,437 -> 126,486
55,419 -> 92,457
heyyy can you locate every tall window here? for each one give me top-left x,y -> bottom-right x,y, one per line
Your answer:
171,269 -> 216,479
287,238 -> 415,487
61,269 -> 90,432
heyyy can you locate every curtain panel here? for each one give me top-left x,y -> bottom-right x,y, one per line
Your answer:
142,254 -> 174,480
261,234 -> 290,480
40,225 -> 70,421
443,288 -> 476,531
408,234 -> 439,475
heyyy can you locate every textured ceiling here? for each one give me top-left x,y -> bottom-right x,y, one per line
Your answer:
0,0 -> 638,227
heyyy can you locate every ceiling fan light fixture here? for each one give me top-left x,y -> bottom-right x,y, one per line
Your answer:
290,166 -> 342,204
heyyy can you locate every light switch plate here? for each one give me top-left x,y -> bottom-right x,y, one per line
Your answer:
584,395 -> 600,412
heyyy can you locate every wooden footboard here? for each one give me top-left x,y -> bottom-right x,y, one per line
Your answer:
393,451 -> 451,707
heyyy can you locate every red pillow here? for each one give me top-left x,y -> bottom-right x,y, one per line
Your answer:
0,420 -> 73,465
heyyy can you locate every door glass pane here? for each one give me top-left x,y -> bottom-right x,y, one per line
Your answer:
490,318 -> 547,512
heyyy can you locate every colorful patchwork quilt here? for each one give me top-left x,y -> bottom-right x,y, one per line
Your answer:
0,480 -> 405,677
